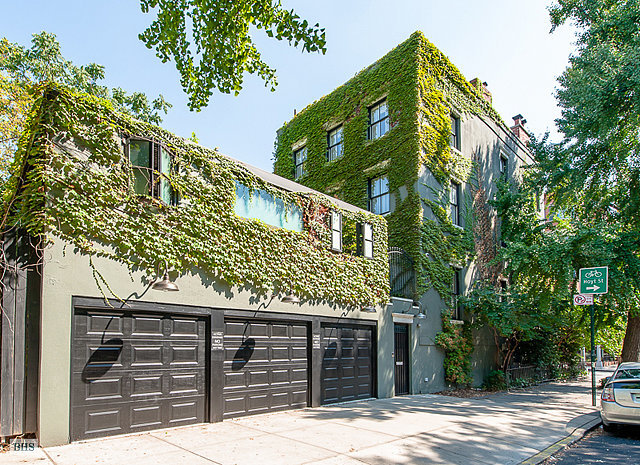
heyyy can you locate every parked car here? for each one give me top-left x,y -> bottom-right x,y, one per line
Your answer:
601,362 -> 640,430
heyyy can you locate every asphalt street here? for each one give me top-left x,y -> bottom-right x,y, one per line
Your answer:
544,425 -> 640,464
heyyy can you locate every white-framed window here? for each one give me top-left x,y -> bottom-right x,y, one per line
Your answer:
452,267 -> 463,320
128,139 -> 175,205
450,114 -> 460,151
360,222 -> 374,259
369,175 -> 390,215
294,146 -> 307,180
330,210 -> 342,252
327,126 -> 344,162
368,100 -> 389,140
450,181 -> 461,227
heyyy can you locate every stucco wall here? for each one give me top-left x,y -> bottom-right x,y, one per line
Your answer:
410,111 -> 531,391
39,238 -> 392,446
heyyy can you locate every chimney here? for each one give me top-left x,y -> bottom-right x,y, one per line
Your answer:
510,114 -> 530,145
469,78 -> 492,105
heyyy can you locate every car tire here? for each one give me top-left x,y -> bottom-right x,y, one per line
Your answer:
602,422 -> 617,432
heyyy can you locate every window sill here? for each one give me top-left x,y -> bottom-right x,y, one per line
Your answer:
450,147 -> 463,156
451,224 -> 464,231
366,127 -> 394,144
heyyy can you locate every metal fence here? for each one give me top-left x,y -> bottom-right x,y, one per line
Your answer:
388,247 -> 415,300
506,365 -> 553,383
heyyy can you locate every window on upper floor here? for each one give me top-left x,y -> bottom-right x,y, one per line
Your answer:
294,146 -> 307,180
450,181 -> 461,227
234,182 -> 303,232
500,154 -> 509,179
368,100 -> 389,140
330,210 -> 342,252
368,175 -> 390,215
327,126 -> 344,162
450,114 -> 460,151
356,222 -> 374,259
452,267 -> 463,320
128,139 -> 176,205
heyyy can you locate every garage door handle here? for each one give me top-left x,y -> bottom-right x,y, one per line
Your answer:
396,361 -> 403,366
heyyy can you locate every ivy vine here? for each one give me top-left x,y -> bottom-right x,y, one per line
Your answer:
2,83 -> 389,307
273,31 -> 505,385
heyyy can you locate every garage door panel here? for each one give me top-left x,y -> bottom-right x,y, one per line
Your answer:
131,345 -> 164,367
81,344 -> 125,370
223,319 -> 308,418
271,324 -> 290,337
85,312 -> 125,336
292,368 -> 307,382
130,374 -> 163,397
272,346 -> 292,360
321,324 -> 374,405
131,404 -> 162,429
169,344 -> 201,365
341,366 -> 355,379
248,370 -> 270,387
169,398 -> 203,423
72,309 -> 206,441
223,371 -> 246,388
84,408 -> 123,437
169,317 -> 202,337
131,315 -> 164,336
85,377 -> 123,401
169,373 -> 199,395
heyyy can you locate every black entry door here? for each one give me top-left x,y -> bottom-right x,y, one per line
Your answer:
394,324 -> 409,395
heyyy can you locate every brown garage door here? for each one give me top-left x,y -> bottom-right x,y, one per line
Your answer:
321,324 -> 374,404
223,319 -> 308,418
71,309 -> 207,441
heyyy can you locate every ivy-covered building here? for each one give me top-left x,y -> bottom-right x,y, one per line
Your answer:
0,85 -> 393,446
273,32 -> 535,393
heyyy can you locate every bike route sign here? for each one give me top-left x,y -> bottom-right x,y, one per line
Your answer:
579,267 -> 608,295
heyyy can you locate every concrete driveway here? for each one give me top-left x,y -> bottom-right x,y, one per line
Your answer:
4,379 -> 601,465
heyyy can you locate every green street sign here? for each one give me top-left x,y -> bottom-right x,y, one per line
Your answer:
579,266 -> 608,295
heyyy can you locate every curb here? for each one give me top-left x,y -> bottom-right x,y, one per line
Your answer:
519,413 -> 602,464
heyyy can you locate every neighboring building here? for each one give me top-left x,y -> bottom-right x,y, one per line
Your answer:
274,32 -> 535,393
0,85 -> 392,446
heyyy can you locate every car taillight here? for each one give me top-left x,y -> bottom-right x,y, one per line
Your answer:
602,385 -> 615,402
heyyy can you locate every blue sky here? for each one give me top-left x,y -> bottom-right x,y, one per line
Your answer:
1,1 -> 576,172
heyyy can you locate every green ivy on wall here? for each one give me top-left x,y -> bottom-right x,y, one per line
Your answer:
2,83 -> 389,307
273,31 -> 505,385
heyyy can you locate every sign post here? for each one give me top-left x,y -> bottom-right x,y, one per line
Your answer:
590,302 -> 596,407
578,267 -> 608,407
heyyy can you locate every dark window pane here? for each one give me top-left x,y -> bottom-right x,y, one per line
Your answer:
130,140 -> 151,168
132,168 -> 150,195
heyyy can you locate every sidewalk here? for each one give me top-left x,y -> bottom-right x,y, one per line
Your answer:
3,378 -> 602,465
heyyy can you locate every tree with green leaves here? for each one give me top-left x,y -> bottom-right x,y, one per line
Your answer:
138,0 -> 326,110
542,0 -> 640,361
0,31 -> 172,176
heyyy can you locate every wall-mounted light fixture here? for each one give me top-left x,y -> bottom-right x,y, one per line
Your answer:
280,292 -> 300,304
413,300 -> 426,319
152,261 -> 179,292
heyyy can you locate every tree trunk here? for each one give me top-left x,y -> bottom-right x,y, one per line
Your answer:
621,312 -> 640,362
